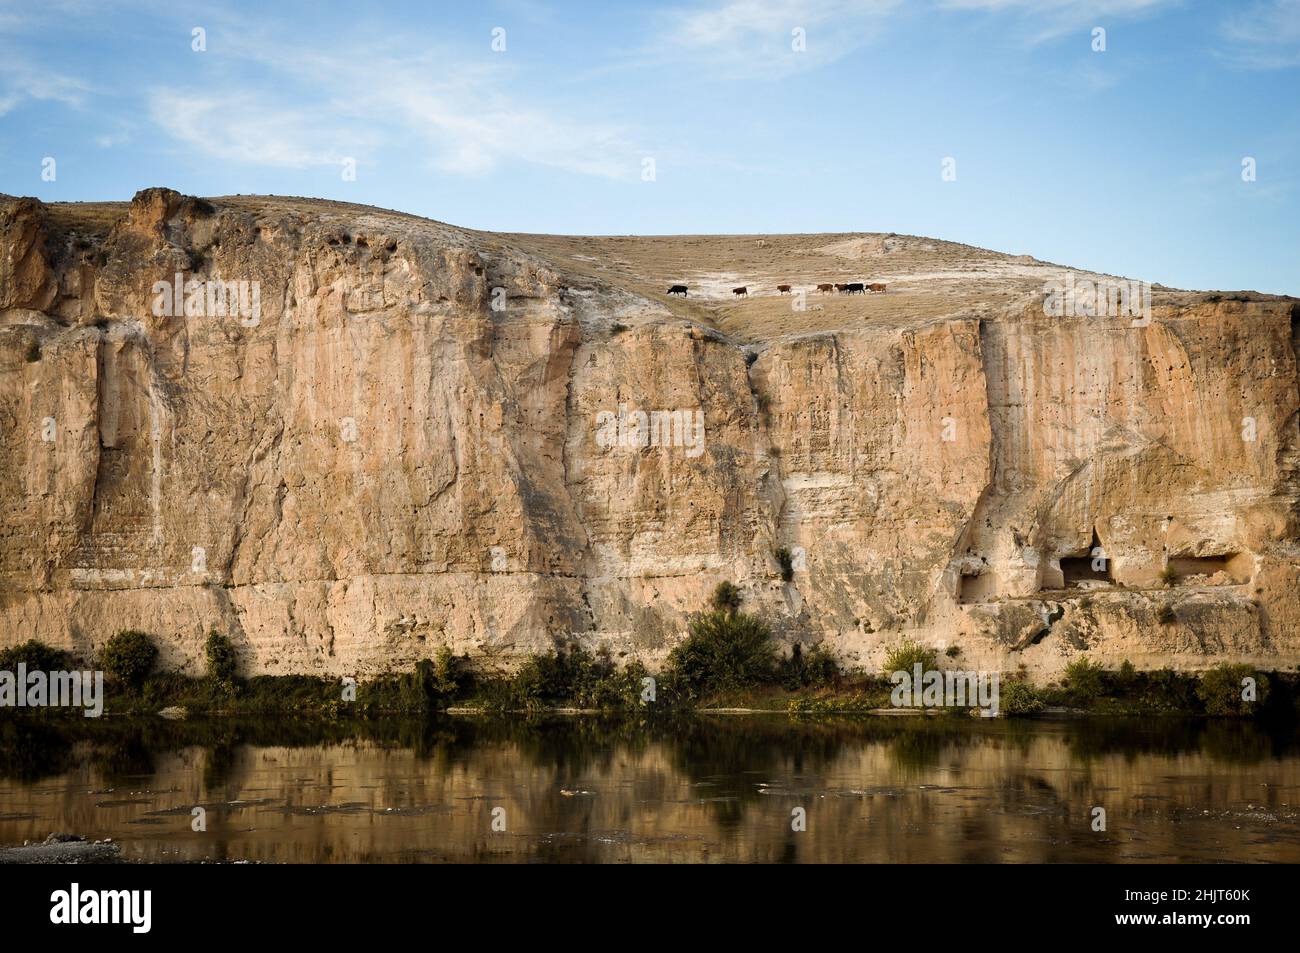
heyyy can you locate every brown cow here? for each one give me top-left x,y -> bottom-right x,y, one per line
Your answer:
867,283 -> 886,293
777,284 -> 792,294
816,283 -> 834,293
733,286 -> 748,296
834,283 -> 849,293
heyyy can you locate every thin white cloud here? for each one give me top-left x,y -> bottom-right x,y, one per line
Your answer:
1220,0 -> 1300,69
148,89 -> 367,168
344,60 -> 640,179
649,0 -> 1179,77
655,0 -> 902,77
0,59 -> 87,117
146,34 -> 642,180
938,0 -> 1179,42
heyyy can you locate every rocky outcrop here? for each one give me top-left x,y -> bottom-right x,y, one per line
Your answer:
1,188 -> 1297,678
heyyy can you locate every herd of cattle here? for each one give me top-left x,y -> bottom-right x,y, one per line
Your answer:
665,282 -> 886,297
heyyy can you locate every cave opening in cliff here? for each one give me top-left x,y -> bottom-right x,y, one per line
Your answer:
1166,553 -> 1250,584
958,572 -> 997,604
1060,532 -> 1113,587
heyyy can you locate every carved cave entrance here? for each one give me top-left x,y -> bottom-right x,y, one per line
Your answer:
1060,532 -> 1113,587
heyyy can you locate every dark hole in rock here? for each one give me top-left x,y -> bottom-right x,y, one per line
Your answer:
959,572 -> 996,604
1061,531 -> 1112,587
1166,553 -> 1250,584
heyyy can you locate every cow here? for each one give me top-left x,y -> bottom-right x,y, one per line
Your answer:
816,283 -> 834,294
846,282 -> 865,294
733,286 -> 748,296
867,283 -> 886,293
667,285 -> 688,296
777,284 -> 792,294
835,283 -> 849,293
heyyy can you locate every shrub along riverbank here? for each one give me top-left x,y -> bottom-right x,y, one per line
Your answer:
2,585 -> 1297,721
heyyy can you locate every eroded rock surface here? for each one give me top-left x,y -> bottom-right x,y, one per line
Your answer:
2,189 -> 1296,677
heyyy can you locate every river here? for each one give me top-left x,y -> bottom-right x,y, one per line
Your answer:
1,714 -> 1297,863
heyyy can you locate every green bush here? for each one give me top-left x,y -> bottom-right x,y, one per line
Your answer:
492,645 -> 650,711
400,659 -> 442,710
666,609 -> 776,698
587,658 -> 653,710
775,547 -> 794,582
1197,664 -> 1269,716
788,693 -> 876,715
1140,668 -> 1201,712
882,640 -> 937,678
999,680 -> 1045,717
1063,655 -> 1106,703
240,675 -> 339,712
510,648 -> 585,709
777,643 -> 840,689
710,581 -> 743,615
534,647 -> 587,705
0,639 -> 71,672
23,339 -> 41,363
430,646 -> 465,696
99,630 -> 158,691
204,631 -> 239,693
361,664 -> 438,712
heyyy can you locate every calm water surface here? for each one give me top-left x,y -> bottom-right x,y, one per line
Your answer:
1,715 -> 1298,863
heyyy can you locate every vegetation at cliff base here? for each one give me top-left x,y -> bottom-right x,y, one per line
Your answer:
205,630 -> 239,696
1063,656 -> 1106,703
665,597 -> 777,699
777,643 -> 840,690
883,639 -> 937,677
99,630 -> 157,691
0,640 -> 71,673
1196,664 -> 1269,716
2,610 -> 1298,721
477,646 -> 650,712
999,680 -> 1046,716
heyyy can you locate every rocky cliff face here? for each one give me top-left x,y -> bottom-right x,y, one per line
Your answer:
2,188 -> 1297,677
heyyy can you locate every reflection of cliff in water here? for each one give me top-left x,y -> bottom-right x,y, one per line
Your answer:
0,715 -> 1298,863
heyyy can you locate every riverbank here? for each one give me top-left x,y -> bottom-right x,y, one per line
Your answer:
4,611 -> 1297,722
0,834 -> 122,864
3,663 -> 1297,721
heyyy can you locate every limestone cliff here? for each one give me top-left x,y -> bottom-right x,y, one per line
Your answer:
2,188 -> 1297,677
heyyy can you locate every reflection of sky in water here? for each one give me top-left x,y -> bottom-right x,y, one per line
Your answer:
1,717 -> 1298,863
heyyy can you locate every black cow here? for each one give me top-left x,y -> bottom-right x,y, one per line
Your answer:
847,282 -> 865,294
667,285 -> 688,296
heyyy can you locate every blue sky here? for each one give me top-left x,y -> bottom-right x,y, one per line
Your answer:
1,0 -> 1297,293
